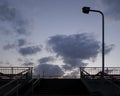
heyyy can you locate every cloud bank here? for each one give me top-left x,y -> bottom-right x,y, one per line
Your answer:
0,0 -> 29,35
39,56 -> 55,64
19,46 -> 42,56
47,33 -> 101,70
3,38 -> 27,50
34,64 -> 64,77
34,56 -> 64,77
23,61 -> 34,66
31,33 -> 114,77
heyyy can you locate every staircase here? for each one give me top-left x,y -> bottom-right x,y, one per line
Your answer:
33,79 -> 90,95
0,78 -> 91,96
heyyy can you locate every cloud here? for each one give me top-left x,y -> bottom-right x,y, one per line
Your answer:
62,58 -> 87,70
38,56 -> 55,64
17,38 -> 27,47
47,33 -> 100,59
47,33 -> 101,70
34,64 -> 64,77
17,58 -> 34,66
3,38 -> 27,50
23,61 -> 34,66
0,0 -> 29,35
100,0 -> 120,20
34,57 -> 64,77
0,0 -> 15,21
17,58 -> 23,62
105,44 -> 115,55
64,70 -> 80,78
19,46 -> 42,56
3,43 -> 16,50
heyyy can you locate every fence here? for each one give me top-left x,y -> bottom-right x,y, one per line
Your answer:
1,67 -> 120,79
0,67 -> 33,79
80,67 -> 120,79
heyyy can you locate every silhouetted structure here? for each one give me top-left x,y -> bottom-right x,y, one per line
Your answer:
82,7 -> 105,75
0,67 -> 120,96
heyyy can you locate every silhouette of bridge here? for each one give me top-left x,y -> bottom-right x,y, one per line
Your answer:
0,67 -> 120,96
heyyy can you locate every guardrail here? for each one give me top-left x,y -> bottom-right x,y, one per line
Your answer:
80,67 -> 120,79
0,67 -> 33,79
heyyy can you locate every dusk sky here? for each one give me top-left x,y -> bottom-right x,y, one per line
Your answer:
0,0 -> 120,77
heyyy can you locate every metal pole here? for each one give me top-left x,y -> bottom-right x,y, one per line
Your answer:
90,10 -> 105,74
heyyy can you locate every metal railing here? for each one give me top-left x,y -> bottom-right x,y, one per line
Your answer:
0,79 -> 21,96
80,67 -> 120,79
0,67 -> 33,79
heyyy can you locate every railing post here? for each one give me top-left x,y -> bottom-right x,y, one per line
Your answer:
10,67 -> 14,79
80,67 -> 84,78
80,67 -> 82,78
30,67 -> 33,78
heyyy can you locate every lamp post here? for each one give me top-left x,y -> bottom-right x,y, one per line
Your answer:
82,7 -> 105,74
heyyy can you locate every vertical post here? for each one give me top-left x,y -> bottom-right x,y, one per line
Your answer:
30,67 -> 33,78
11,67 -> 13,79
102,12 -> 105,74
80,67 -> 81,78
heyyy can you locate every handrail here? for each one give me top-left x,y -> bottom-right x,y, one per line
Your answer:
80,67 -> 120,75
0,79 -> 22,96
80,67 -> 120,80
80,67 -> 92,78
80,68 -> 91,76
0,67 -> 33,79
3,83 -> 21,96
33,79 -> 40,87
0,79 -> 17,90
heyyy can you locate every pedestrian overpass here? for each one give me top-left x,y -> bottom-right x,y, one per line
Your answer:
0,67 -> 120,96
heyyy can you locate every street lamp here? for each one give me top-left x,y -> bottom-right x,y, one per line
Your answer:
82,7 -> 105,74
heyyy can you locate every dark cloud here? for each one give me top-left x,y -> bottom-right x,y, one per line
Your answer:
17,38 -> 27,47
39,56 -> 55,64
101,0 -> 120,20
0,0 -> 15,21
47,33 -> 101,70
47,33 -> 100,59
23,62 -> 34,66
34,57 -> 63,77
3,38 -> 27,50
0,0 -> 29,35
17,58 -> 34,66
34,64 -> 64,77
105,44 -> 115,55
19,46 -> 41,56
3,43 -> 16,50
62,58 -> 87,70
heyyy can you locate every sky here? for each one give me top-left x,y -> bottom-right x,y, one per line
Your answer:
0,0 -> 120,77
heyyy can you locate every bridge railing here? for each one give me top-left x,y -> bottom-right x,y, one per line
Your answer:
80,67 -> 120,79
0,67 -> 33,79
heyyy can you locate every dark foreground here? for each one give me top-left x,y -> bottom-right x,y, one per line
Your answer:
1,67 -> 120,96
0,78 -> 91,96
1,78 -> 120,96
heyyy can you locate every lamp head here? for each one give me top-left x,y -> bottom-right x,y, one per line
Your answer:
82,7 -> 90,14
